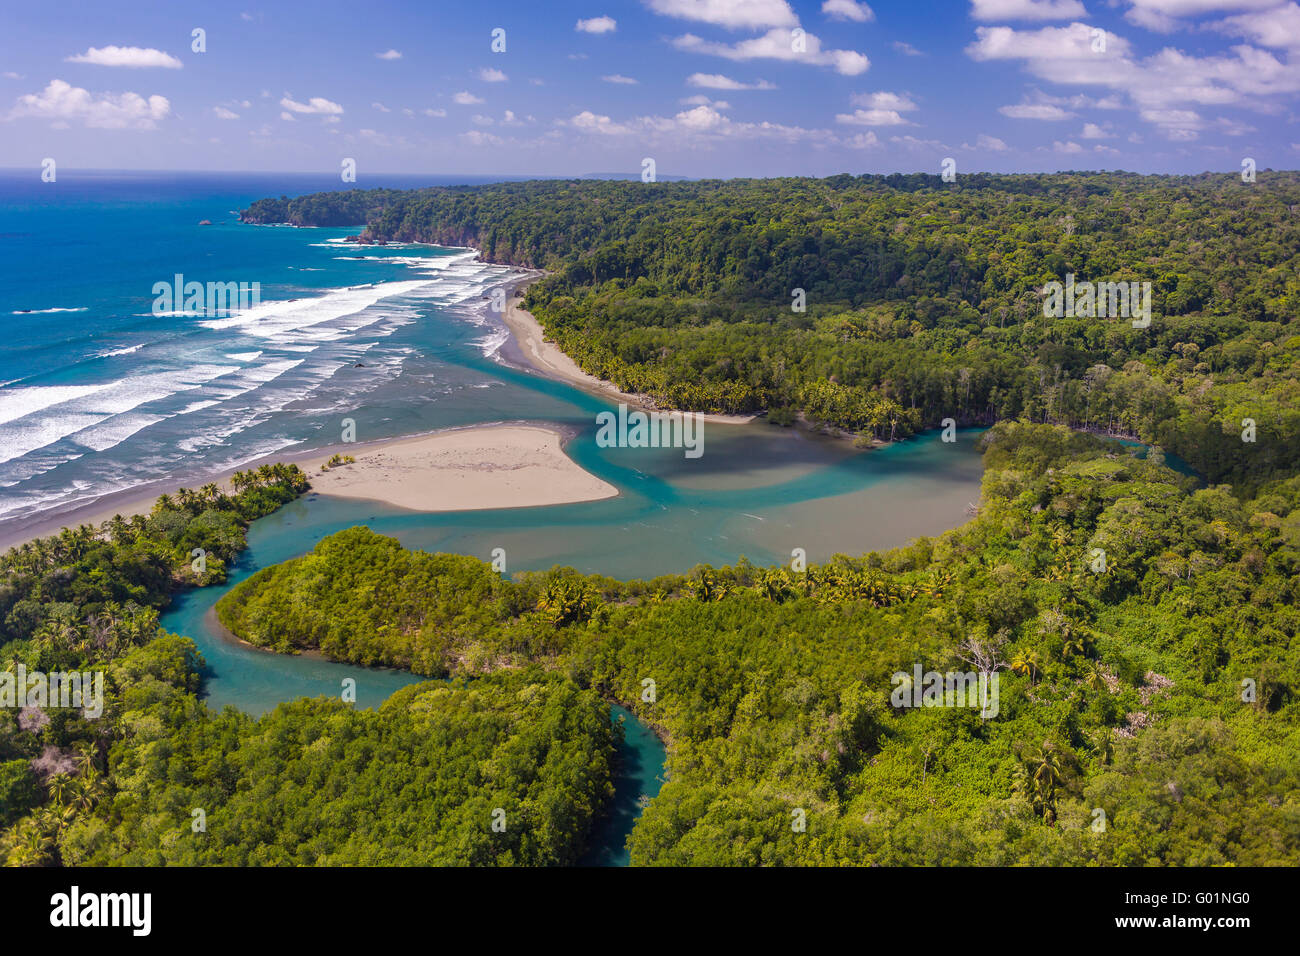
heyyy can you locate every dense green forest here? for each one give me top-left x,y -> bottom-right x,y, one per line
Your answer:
5,424 -> 1299,865
244,173 -> 1300,491
209,424 -> 1300,865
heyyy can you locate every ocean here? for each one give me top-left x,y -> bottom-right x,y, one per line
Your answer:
0,170 -> 558,529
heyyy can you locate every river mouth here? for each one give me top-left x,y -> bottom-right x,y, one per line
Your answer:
158,424 -> 985,865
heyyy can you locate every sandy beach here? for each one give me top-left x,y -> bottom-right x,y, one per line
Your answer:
500,278 -> 755,426
310,424 -> 617,511
0,422 -> 616,552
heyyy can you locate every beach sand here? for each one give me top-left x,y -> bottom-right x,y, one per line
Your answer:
0,423 -> 616,552
500,279 -> 755,426
310,424 -> 616,511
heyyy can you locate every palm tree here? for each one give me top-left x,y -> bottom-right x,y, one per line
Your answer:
46,774 -> 73,809
9,817 -> 55,866
107,514 -> 130,544
536,579 -> 597,627
1011,650 -> 1041,683
1031,743 -> 1063,826
693,569 -> 720,602
754,568 -> 792,603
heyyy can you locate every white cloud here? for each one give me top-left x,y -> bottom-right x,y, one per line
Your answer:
462,130 -> 505,146
844,131 -> 880,148
280,95 -> 344,115
280,111 -> 295,121
479,67 -> 508,82
970,0 -> 1088,20
969,20 -> 1300,118
967,23 -> 1132,64
1052,139 -> 1084,153
566,102 -> 834,144
681,94 -> 732,107
213,106 -> 240,120
963,133 -> 1009,149
837,109 -> 910,126
3,72 -> 24,79
576,15 -> 618,33
472,114 -> 494,126
1123,0 -> 1279,33
453,91 -> 485,105
675,103 -> 729,130
673,28 -> 870,75
691,71 -> 769,89
687,72 -> 775,89
355,128 -> 406,148
65,46 -> 182,69
570,110 -> 633,135
889,134 -> 950,149
823,0 -> 875,21
425,108 -> 447,117
373,101 -> 391,112
1139,106 -> 1202,138
1080,122 -> 1112,138
1214,2 -> 1300,50
893,41 -> 923,56
648,0 -> 799,29
1216,116 -> 1255,135
376,49 -> 402,60
837,91 -> 918,126
9,78 -> 170,128
851,91 -> 917,111
1000,102 -> 1075,119
603,74 -> 639,84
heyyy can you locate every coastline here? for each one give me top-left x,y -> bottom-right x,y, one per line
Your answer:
0,261 -> 755,554
498,275 -> 756,427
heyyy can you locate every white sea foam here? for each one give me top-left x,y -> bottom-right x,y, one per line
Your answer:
197,280 -> 433,337
0,413 -> 106,465
71,413 -> 168,452
475,329 -> 510,358
224,358 -> 304,387
0,385 -> 114,427
82,365 -> 239,416
10,307 -> 88,315
99,344 -> 145,358
0,366 -> 236,465
178,399 -> 220,415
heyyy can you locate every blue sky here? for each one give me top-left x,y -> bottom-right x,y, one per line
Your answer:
1,0 -> 1296,177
